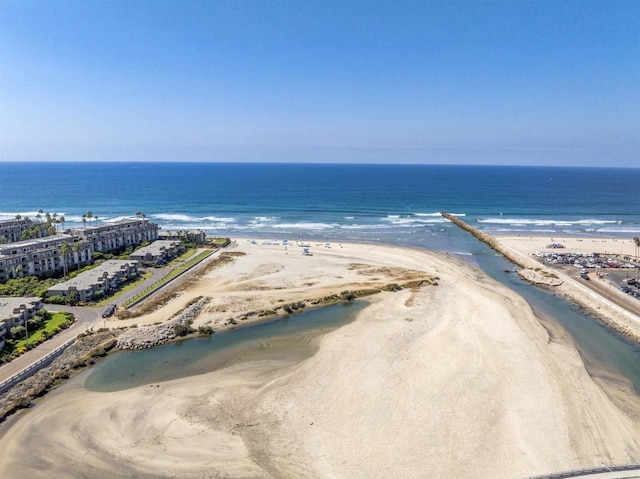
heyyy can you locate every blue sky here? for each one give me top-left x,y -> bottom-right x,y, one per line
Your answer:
1,0 -> 638,166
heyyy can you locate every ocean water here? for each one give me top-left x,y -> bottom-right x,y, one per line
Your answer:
1,163 -> 639,251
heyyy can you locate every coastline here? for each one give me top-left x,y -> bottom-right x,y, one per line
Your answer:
0,238 -> 638,478
493,234 -> 640,343
441,213 -> 640,343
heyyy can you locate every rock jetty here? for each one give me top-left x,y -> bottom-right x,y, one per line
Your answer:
440,211 -> 563,287
117,297 -> 210,350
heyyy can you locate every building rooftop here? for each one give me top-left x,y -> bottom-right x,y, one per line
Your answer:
48,260 -> 138,292
72,218 -> 155,234
131,240 -> 180,258
0,297 -> 42,319
0,234 -> 75,257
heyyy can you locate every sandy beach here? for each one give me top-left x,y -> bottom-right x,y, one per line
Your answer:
0,239 -> 639,478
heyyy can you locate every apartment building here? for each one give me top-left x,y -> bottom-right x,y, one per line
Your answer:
46,260 -> 139,302
0,235 -> 92,282
130,240 -> 183,265
0,296 -> 44,349
159,229 -> 207,244
0,218 -> 49,244
0,218 -> 159,282
71,219 -> 159,253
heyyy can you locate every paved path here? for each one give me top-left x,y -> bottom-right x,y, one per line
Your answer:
528,465 -> 640,479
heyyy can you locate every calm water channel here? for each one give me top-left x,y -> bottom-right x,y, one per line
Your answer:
473,247 -> 640,396
85,302 -> 367,392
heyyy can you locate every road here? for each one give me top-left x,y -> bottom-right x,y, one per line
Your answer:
530,469 -> 640,479
561,267 -> 640,320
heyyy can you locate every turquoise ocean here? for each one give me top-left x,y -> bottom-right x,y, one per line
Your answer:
1,162 -> 640,393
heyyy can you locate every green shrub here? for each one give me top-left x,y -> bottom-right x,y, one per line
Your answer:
197,325 -> 214,335
10,326 -> 26,339
173,323 -> 193,337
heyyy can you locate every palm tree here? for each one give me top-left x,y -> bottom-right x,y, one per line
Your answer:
12,264 -> 23,279
634,237 -> 640,259
82,214 -> 87,229
59,242 -> 70,277
87,211 -> 93,224
15,214 -> 21,220
59,215 -> 65,231
72,242 -> 82,270
36,210 -> 43,222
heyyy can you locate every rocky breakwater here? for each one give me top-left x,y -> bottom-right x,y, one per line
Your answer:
440,211 -> 563,287
117,297 -> 210,350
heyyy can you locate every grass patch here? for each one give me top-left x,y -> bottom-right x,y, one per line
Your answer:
171,248 -> 197,264
12,312 -> 74,352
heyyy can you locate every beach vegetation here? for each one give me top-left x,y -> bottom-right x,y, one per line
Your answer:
197,325 -> 214,335
173,323 -> 193,337
380,283 -> 402,292
340,291 -> 357,302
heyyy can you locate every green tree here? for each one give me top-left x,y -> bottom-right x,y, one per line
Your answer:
82,214 -> 87,228
10,325 -> 26,339
87,211 -> 93,224
634,237 -> 640,259
68,289 -> 79,306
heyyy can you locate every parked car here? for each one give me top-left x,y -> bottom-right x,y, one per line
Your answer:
102,303 -> 117,318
